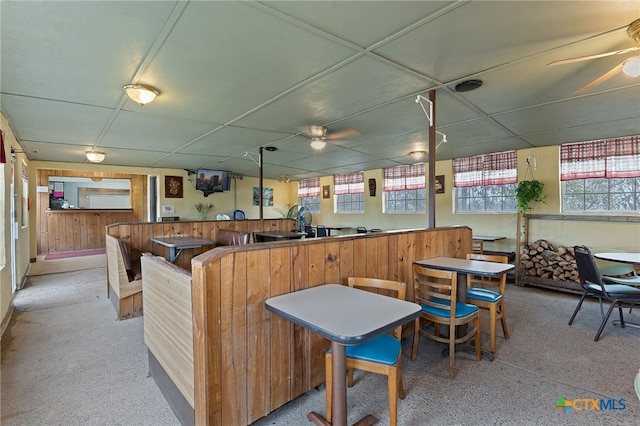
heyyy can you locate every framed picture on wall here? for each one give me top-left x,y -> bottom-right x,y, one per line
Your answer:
434,175 -> 445,194
165,176 -> 183,198
253,187 -> 274,206
322,185 -> 330,199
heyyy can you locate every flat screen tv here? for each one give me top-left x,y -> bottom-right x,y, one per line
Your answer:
195,169 -> 232,195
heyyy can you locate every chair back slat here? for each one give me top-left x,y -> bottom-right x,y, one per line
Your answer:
413,264 -> 458,319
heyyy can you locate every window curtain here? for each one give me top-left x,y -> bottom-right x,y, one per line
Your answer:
334,172 -> 364,195
560,136 -> 640,181
383,164 -> 425,191
298,177 -> 320,197
453,151 -> 517,187
0,130 -> 6,164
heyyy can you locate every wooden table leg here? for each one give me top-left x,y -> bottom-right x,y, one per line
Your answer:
307,342 -> 378,426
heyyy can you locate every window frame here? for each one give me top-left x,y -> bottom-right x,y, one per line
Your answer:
453,151 -> 518,214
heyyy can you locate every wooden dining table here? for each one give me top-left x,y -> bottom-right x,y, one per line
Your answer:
265,284 -> 421,426
414,256 -> 514,303
413,256 -> 514,359
150,235 -> 214,262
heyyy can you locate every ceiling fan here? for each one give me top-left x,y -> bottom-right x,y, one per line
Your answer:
300,125 -> 360,150
548,18 -> 640,93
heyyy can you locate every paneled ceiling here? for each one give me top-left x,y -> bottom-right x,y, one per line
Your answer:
2,1 -> 639,181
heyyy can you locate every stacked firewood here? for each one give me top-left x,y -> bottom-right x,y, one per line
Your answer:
520,239 -> 579,282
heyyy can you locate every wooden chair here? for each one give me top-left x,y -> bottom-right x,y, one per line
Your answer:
465,253 -> 510,353
325,277 -> 407,426
472,239 -> 484,254
410,265 -> 481,378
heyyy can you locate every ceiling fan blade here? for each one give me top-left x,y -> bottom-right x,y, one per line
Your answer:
548,46 -> 640,66
575,62 -> 625,93
326,128 -> 360,140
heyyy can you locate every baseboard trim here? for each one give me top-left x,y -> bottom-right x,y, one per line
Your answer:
148,350 -> 194,426
0,301 -> 15,339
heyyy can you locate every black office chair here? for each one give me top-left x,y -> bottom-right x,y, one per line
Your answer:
356,227 -> 367,234
304,225 -> 315,238
370,228 -> 382,233
568,245 -> 640,341
316,225 -> 327,237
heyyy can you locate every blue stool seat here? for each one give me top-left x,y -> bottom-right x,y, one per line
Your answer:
467,287 -> 502,303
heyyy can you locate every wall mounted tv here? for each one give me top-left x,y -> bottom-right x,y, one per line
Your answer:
195,169 -> 232,196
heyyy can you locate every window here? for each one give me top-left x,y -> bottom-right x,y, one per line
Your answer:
454,151 -> 517,213
298,177 -> 320,213
21,160 -> 28,226
561,136 -> 640,213
334,172 -> 364,213
383,164 -> 426,213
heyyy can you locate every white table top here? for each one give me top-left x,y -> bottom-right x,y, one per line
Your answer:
415,256 -> 514,277
265,284 -> 421,345
594,252 -> 640,265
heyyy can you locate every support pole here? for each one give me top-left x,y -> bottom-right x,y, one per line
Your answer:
259,146 -> 264,219
428,89 -> 436,228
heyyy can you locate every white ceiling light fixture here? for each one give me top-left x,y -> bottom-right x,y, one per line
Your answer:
122,83 -> 160,105
622,57 -> 640,77
309,138 -> 327,150
410,150 -> 426,161
86,150 -> 105,163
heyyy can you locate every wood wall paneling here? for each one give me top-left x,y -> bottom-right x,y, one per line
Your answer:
36,169 -> 143,253
108,223 -> 472,425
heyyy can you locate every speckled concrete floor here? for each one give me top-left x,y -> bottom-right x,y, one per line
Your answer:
2,268 -> 639,426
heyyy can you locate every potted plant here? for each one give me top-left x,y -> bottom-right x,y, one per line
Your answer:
515,179 -> 546,214
194,202 -> 215,220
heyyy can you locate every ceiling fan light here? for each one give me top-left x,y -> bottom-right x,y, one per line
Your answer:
410,150 -> 426,161
310,139 -> 326,150
622,57 -> 640,77
86,151 -> 105,163
122,84 -> 159,105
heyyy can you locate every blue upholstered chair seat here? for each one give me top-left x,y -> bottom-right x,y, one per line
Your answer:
467,287 -> 503,303
420,297 -> 478,318
336,334 -> 401,365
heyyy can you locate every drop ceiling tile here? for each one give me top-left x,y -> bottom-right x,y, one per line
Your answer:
265,1 -> 450,47
1,1 -> 176,106
521,116 -> 640,147
181,126 -> 294,157
102,111 -> 222,151
138,1 -> 358,124
493,87 -> 640,136
374,1 -> 639,82
1,95 -> 114,144
234,55 -> 431,132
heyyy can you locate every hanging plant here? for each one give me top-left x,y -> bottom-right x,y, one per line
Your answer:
515,179 -> 545,214
194,202 -> 215,220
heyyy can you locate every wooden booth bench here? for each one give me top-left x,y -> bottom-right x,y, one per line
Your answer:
105,234 -> 143,319
105,219 -> 294,319
106,222 -> 473,425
